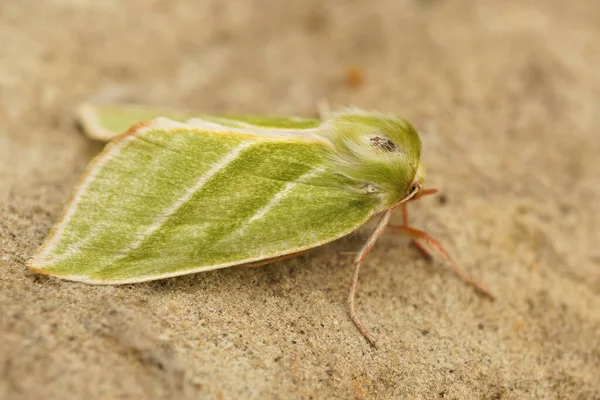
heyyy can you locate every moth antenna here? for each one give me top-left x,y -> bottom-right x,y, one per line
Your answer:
411,187 -> 438,200
389,203 -> 495,300
347,209 -> 394,347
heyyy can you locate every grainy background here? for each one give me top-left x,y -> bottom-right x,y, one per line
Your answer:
1,1 -> 599,399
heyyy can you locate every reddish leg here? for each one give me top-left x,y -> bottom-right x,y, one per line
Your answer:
347,209 -> 394,347
401,203 -> 433,260
348,187 -> 492,346
387,224 -> 495,299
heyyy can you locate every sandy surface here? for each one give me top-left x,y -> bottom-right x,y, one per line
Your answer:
1,1 -> 599,399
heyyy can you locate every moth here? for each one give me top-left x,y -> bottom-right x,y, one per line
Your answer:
29,103 -> 493,346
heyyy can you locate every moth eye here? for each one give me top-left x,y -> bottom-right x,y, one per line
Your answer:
369,136 -> 398,152
408,182 -> 420,195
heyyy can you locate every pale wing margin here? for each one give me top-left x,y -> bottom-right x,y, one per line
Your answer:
77,102 -> 322,141
30,118 -> 379,284
76,103 -> 203,141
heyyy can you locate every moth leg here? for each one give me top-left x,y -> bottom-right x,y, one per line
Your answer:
387,223 -> 495,300
348,209 -> 394,347
400,203 -> 433,260
402,189 -> 440,258
238,250 -> 311,268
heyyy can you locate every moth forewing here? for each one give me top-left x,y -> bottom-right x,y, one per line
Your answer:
29,116 -> 382,283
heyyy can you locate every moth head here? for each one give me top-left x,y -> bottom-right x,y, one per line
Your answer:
322,109 -> 423,208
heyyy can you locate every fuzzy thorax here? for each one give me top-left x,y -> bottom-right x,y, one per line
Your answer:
318,110 -> 422,209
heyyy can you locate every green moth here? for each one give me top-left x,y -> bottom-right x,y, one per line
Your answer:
30,103 -> 493,346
